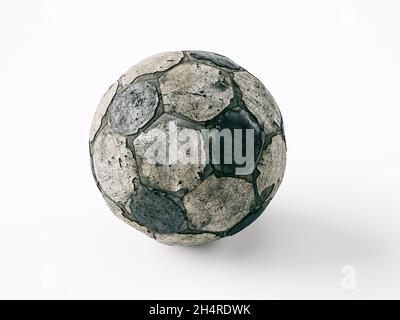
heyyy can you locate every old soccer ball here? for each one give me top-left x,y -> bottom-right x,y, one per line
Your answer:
89,51 -> 286,245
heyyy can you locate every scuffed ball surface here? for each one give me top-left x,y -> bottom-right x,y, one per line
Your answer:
89,51 -> 286,245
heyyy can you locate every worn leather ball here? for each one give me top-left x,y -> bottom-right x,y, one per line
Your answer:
89,51 -> 286,245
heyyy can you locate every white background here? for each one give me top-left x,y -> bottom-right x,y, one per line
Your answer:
0,0 -> 399,299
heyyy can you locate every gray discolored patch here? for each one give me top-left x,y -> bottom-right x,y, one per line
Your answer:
156,233 -> 219,246
183,175 -> 254,232
119,51 -> 184,90
108,82 -> 158,136
160,63 -> 234,121
129,186 -> 187,234
89,81 -> 118,142
92,126 -> 137,203
103,195 -> 154,237
234,71 -> 282,135
134,114 -> 206,193
256,134 -> 286,200
188,51 -> 240,70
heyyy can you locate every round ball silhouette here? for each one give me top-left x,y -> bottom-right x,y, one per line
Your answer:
89,51 -> 286,245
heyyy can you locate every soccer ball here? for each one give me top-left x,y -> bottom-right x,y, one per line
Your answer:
89,51 -> 286,245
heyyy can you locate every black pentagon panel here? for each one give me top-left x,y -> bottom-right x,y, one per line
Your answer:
188,51 -> 241,70
209,108 -> 263,176
129,186 -> 187,234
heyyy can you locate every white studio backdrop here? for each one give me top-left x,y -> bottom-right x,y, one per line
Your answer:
0,0 -> 399,299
